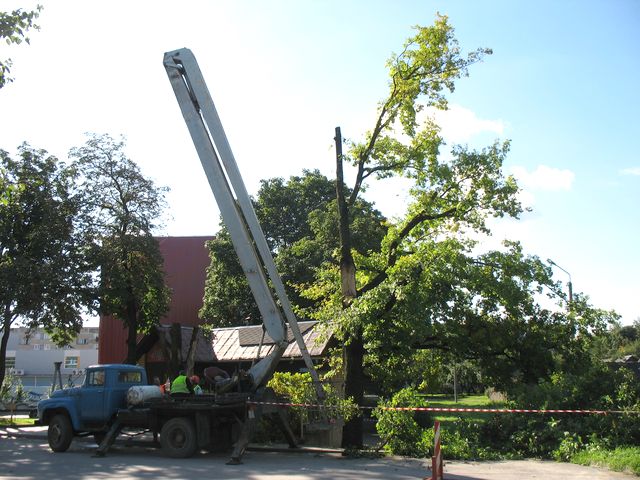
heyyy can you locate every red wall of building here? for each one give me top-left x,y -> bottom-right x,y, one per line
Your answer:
98,236 -> 213,364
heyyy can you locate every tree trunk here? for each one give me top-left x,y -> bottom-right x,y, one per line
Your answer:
156,326 -> 171,371
335,126 -> 364,448
335,127 -> 357,300
0,305 -> 13,390
342,331 -> 365,448
185,326 -> 200,376
169,322 -> 182,377
125,298 -> 138,365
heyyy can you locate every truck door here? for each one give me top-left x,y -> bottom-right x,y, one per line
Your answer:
78,369 -> 106,423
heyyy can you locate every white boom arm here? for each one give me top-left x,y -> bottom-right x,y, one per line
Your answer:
163,48 -> 324,398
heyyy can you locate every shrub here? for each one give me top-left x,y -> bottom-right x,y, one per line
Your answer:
256,371 -> 358,444
373,387 -> 431,457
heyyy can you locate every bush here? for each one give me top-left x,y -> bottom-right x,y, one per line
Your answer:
0,373 -> 25,407
373,387 -> 431,457
255,371 -> 358,444
571,445 -> 640,475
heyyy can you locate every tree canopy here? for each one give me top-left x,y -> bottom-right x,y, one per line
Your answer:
0,144 -> 93,388
301,15 -> 618,447
199,169 -> 386,327
70,134 -> 170,364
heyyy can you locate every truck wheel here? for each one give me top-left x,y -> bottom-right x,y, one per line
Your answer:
160,417 -> 197,458
48,414 -> 73,452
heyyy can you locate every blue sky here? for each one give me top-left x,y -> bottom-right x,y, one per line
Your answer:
1,0 -> 638,324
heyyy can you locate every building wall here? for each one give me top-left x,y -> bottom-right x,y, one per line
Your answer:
4,327 -> 100,394
99,236 -> 213,364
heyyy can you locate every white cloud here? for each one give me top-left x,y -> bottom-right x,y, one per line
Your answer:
510,165 -> 575,191
620,167 -> 640,176
428,104 -> 506,143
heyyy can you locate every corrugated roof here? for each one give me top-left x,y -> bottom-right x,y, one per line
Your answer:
146,321 -> 330,364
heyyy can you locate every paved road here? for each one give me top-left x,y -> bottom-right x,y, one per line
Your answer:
0,426 -> 635,479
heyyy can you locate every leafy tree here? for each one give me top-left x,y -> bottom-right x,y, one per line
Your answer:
310,15 -> 616,447
324,15 -> 508,447
70,134 -> 170,364
200,170 -> 385,326
0,5 -> 41,88
589,318 -> 640,360
0,144 -> 93,390
0,371 -> 25,421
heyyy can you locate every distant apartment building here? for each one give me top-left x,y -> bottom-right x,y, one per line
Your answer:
4,326 -> 99,394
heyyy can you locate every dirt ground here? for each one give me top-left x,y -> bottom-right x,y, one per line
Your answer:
0,424 -> 636,479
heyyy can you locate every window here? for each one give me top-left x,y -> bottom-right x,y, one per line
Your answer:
77,338 -> 88,345
64,356 -> 79,368
88,370 -> 105,386
118,371 -> 142,384
33,344 -> 44,350
5,357 -> 15,370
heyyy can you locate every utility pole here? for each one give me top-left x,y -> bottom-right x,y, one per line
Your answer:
548,258 -> 573,306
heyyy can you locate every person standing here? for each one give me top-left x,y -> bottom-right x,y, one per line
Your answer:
170,370 -> 193,397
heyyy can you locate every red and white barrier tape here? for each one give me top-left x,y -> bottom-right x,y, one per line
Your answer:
247,401 -> 638,415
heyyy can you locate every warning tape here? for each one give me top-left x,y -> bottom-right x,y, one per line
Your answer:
247,401 -> 638,415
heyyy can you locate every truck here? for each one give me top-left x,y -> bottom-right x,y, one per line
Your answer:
38,363 -> 276,460
37,364 -> 147,452
37,48 -> 325,463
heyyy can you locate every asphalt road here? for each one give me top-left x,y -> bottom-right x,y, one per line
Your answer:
0,425 -> 635,480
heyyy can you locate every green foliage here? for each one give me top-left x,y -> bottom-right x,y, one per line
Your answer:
200,230 -> 260,327
481,362 -> 640,458
571,445 -> 640,475
70,133 -> 170,363
269,371 -> 316,404
374,367 -> 639,463
0,5 -> 41,88
373,387 -> 431,457
590,319 -> 640,360
0,372 -> 25,406
200,170 -> 385,327
268,371 -> 358,425
1,144 -> 93,389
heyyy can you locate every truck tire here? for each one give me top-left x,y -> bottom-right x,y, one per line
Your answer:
48,414 -> 73,452
160,417 -> 197,458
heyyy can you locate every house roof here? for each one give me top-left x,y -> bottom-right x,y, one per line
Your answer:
145,321 -> 330,364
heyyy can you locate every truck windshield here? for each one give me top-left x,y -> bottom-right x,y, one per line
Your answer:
88,370 -> 105,386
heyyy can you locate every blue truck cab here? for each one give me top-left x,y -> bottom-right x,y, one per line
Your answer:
37,364 -> 147,452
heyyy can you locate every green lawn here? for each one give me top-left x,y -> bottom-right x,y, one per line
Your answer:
423,394 -> 504,424
0,416 -> 36,427
571,446 -> 640,476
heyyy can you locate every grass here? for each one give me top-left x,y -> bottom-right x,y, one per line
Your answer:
571,446 -> 640,475
423,394 -> 505,424
0,416 -> 36,427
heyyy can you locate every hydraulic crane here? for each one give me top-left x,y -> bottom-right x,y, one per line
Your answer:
163,48 -> 325,403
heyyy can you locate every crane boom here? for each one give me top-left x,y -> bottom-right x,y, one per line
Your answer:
163,48 -> 324,398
